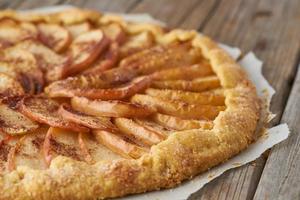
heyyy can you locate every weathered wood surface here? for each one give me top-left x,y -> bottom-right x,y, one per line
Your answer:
254,64 -> 300,200
2,0 -> 300,199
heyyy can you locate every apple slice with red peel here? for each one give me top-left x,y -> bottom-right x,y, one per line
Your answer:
119,31 -> 154,58
0,102 -> 39,135
114,118 -> 165,147
62,29 -> 110,77
0,47 -> 44,94
0,73 -> 24,96
101,23 -> 126,44
7,136 -> 26,171
46,75 -> 152,100
43,127 -> 84,167
59,104 -> 117,132
71,96 -> 154,118
37,23 -> 72,53
14,40 -> 69,82
131,94 -> 225,120
93,130 -> 147,159
78,132 -> 93,164
145,88 -> 225,106
119,43 -> 201,74
152,62 -> 213,81
0,19 -> 37,47
66,22 -> 92,38
152,76 -> 221,92
20,96 -> 89,133
82,42 -> 119,75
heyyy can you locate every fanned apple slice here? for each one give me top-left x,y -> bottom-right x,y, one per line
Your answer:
152,76 -> 221,92
152,113 -> 213,131
78,132 -> 93,164
0,20 -> 37,47
131,94 -> 225,120
12,130 -> 47,170
14,40 -> 69,82
152,62 -> 213,81
0,47 -> 44,94
145,88 -> 225,106
43,127 -> 84,166
93,130 -> 147,159
7,136 -> 26,171
115,118 -> 165,147
0,102 -> 39,135
71,96 -> 154,118
0,73 -> 24,96
134,119 -> 172,136
66,22 -> 92,38
46,75 -> 152,100
62,29 -> 110,77
20,96 -> 89,132
38,23 -> 72,52
119,44 -> 201,74
82,42 -> 119,75
119,31 -> 154,58
59,104 -> 117,132
101,23 -> 126,44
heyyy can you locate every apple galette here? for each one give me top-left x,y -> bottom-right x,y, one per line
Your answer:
0,8 -> 261,200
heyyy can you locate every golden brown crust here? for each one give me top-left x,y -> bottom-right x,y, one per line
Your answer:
0,8 -> 261,200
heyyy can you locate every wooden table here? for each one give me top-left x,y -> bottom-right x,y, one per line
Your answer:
2,0 -> 300,199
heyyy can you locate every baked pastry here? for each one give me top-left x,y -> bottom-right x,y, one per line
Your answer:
0,8 -> 261,199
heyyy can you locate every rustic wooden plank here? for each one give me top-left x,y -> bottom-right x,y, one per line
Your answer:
82,0 -> 140,13
15,0 -> 62,10
254,64 -> 300,200
189,0 -> 300,199
0,0 -> 23,9
130,0 -> 205,28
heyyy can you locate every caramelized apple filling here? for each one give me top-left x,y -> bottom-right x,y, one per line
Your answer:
0,17 -> 227,173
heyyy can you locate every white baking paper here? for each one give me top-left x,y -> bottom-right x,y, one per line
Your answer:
19,6 -> 290,200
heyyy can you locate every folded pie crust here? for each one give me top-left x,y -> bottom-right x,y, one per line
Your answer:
0,8 -> 260,200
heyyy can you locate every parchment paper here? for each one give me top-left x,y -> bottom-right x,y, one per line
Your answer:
20,6 -> 290,200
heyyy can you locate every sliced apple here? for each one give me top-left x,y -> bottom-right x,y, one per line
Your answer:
114,118 -> 165,147
82,42 -> 119,75
0,73 -> 24,96
0,47 -> 44,93
119,43 -> 201,74
13,130 -> 47,170
152,113 -> 213,131
131,94 -> 225,120
0,102 -> 39,135
120,31 -> 154,58
59,104 -> 117,132
14,40 -> 69,82
71,96 -> 154,118
93,130 -> 147,159
62,29 -> 110,77
20,96 -> 89,132
7,136 -> 26,171
152,62 -> 213,81
78,132 -> 93,164
66,22 -> 92,38
38,23 -> 72,53
101,23 -> 126,44
152,76 -> 221,92
145,88 -> 225,106
43,127 -> 83,166
134,119 -> 172,136
0,19 -> 37,46
46,75 -> 152,100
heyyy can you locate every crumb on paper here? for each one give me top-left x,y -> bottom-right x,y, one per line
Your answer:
232,162 -> 242,167
207,172 -> 216,180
